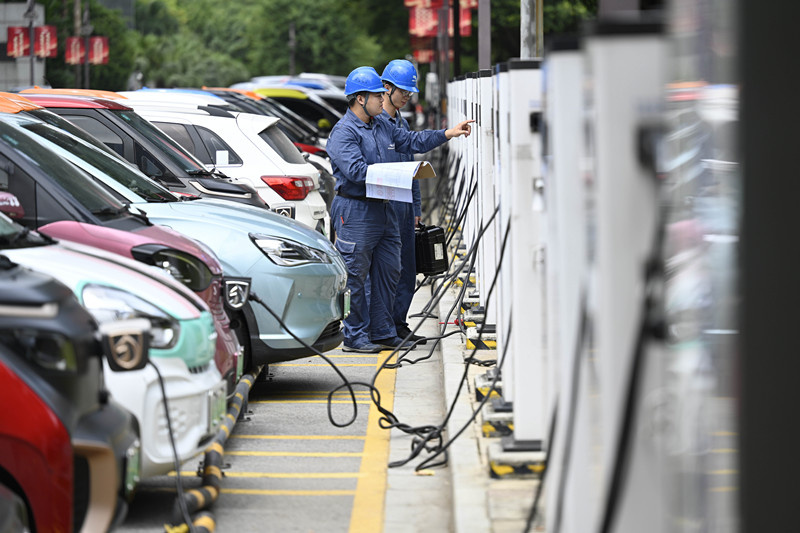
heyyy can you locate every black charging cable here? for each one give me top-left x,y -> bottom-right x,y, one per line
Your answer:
149,360 -> 197,533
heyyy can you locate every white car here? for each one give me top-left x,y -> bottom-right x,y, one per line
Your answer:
121,97 -> 330,236
2,233 -> 227,479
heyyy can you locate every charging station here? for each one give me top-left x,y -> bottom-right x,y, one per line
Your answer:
542,36 -> 585,521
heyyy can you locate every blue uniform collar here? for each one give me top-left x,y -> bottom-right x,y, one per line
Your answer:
344,107 -> 375,129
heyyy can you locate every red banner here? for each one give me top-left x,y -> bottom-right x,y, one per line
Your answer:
6,27 -> 29,58
404,0 -> 444,7
65,36 -> 84,64
34,26 -> 58,58
413,49 -> 454,64
89,36 -> 109,65
409,7 -> 472,38
404,0 -> 477,7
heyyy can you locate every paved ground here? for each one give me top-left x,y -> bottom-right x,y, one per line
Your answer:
117,267 -> 539,533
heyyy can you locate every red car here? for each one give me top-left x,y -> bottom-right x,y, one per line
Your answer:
0,258 -> 148,532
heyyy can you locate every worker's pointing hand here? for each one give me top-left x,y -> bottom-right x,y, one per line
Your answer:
445,119 -> 475,139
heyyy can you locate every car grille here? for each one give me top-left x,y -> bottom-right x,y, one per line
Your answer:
188,363 -> 210,374
318,320 -> 341,341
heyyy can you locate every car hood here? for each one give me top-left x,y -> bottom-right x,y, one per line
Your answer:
2,243 -> 205,320
141,198 -> 340,256
38,220 -> 223,275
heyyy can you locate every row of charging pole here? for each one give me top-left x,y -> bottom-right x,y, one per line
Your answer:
546,20 -> 668,533
445,58 -> 550,454
440,13 -> 683,533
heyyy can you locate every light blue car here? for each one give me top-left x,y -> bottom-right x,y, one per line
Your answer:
23,117 -> 349,374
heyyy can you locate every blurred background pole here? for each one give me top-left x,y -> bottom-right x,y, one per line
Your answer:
478,0 -> 491,70
25,0 -> 35,86
521,0 -> 543,58
82,5 -> 91,88
288,22 -> 296,77
453,0 -> 460,76
74,0 -> 81,88
437,4 -> 449,129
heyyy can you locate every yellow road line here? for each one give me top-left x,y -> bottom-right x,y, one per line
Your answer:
231,435 -> 366,440
712,448 -> 738,454
137,487 -> 357,496
713,431 -> 737,437
273,363 -> 378,367
226,451 -> 363,458
348,358 -> 396,533
175,471 -> 362,479
307,355 -> 380,359
249,400 -> 371,405
263,390 -> 371,394
709,470 -> 738,475
222,488 -> 356,496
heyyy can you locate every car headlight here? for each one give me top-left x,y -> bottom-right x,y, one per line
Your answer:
0,329 -> 80,373
82,285 -> 180,349
249,233 -> 331,266
131,245 -> 213,292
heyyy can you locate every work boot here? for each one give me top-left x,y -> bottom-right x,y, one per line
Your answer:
396,325 -> 428,345
372,336 -> 415,349
342,341 -> 384,353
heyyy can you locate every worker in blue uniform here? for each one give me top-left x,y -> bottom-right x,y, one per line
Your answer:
328,66 -> 473,353
379,59 -> 427,346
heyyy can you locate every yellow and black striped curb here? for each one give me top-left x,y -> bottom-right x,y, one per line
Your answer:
476,386 -> 502,402
166,373 -> 256,532
489,460 -> 545,479
467,338 -> 497,350
163,511 -> 215,533
482,420 -> 514,438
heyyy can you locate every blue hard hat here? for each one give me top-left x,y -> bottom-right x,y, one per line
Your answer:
344,67 -> 387,96
380,60 -> 419,94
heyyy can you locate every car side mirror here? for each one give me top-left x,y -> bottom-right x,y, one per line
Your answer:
98,318 -> 150,372
0,192 -> 25,220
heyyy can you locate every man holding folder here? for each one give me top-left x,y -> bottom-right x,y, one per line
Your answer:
327,66 -> 473,353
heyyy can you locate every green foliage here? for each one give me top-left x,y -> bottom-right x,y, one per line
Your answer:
245,0 -> 382,78
39,0 -> 597,91
42,0 -> 136,90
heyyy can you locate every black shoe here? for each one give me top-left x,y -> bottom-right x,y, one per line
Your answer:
342,342 -> 383,353
372,336 -> 414,349
396,326 -> 428,345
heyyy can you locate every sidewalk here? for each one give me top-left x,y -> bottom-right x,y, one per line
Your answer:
384,267 -> 541,533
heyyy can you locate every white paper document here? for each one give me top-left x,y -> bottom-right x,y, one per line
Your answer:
365,161 -> 436,203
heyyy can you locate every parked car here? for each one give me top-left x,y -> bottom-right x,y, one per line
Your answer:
9,114 -> 349,374
0,243 -> 145,531
128,103 -> 330,234
253,87 -> 342,135
1,213 -> 227,479
18,91 -> 267,208
199,88 -> 336,210
0,109 -> 242,395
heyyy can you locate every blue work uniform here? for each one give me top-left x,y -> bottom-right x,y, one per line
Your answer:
378,109 -> 422,335
328,107 -> 446,347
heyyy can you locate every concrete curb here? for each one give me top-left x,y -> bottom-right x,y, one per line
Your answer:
437,281 -> 492,533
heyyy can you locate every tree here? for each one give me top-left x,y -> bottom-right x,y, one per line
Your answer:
43,0 -> 136,90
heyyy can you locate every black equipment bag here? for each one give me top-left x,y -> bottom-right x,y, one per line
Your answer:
415,223 -> 448,275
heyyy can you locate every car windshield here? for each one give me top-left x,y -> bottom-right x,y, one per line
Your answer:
111,110 -> 210,174
0,213 -> 50,249
0,121 -> 128,220
26,108 -> 120,158
258,99 -> 319,140
22,121 -> 178,203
